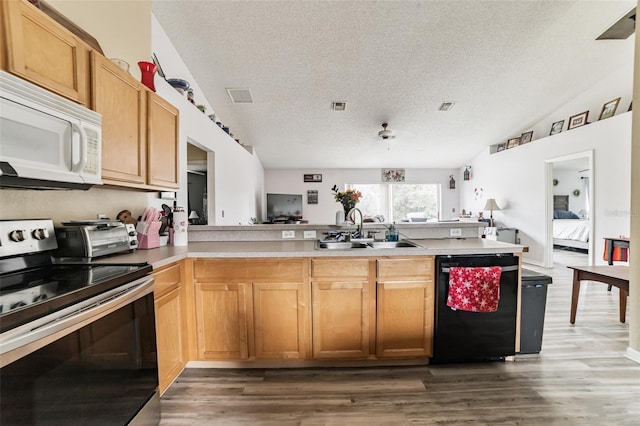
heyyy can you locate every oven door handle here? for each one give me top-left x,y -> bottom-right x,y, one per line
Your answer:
440,265 -> 519,273
0,276 -> 154,368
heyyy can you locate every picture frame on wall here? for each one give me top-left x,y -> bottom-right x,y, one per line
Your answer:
496,143 -> 506,152
507,137 -> 520,149
381,169 -> 405,182
598,97 -> 620,120
549,120 -> 564,135
568,111 -> 589,130
303,174 -> 322,183
307,190 -> 318,204
520,131 -> 533,144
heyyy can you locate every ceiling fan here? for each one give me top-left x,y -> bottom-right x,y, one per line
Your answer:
378,122 -> 395,140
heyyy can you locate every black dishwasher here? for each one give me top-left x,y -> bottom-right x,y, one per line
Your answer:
432,254 -> 519,363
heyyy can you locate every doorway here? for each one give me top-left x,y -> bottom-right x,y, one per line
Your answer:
544,151 -> 594,268
187,142 -> 210,225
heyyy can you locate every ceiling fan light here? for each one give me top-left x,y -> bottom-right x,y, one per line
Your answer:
378,122 -> 395,140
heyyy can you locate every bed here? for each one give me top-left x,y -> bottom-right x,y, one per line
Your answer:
553,195 -> 589,250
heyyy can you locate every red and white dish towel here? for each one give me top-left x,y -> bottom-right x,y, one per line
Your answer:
447,266 -> 502,312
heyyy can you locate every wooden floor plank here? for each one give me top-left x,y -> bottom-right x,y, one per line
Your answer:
160,249 -> 640,424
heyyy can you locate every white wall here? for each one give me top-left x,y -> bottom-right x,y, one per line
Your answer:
461,112 -> 631,267
151,16 -> 265,225
265,168 -> 459,224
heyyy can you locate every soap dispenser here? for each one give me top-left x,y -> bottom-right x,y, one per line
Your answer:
386,222 -> 399,242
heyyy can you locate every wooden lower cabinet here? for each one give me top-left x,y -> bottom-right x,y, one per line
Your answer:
253,282 -> 309,359
192,259 -> 310,361
311,258 -> 373,359
194,282 -> 250,360
185,256 -> 434,363
153,262 -> 187,394
376,258 -> 434,358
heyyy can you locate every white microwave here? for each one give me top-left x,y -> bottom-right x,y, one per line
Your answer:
0,71 -> 102,190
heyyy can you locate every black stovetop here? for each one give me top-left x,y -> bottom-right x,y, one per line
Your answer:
0,258 -> 151,333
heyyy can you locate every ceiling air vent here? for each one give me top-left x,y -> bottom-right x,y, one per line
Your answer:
226,88 -> 253,103
331,101 -> 347,111
438,102 -> 456,111
597,8 -> 635,40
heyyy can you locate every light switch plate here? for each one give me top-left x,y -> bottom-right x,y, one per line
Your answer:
449,228 -> 462,237
282,230 -> 295,239
303,230 -> 317,239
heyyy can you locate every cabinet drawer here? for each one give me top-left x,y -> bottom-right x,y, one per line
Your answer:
193,259 -> 305,281
311,258 -> 370,279
377,257 -> 433,279
153,262 -> 182,299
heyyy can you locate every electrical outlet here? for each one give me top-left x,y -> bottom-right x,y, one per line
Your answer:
282,230 -> 295,239
449,228 -> 462,237
303,230 -> 317,239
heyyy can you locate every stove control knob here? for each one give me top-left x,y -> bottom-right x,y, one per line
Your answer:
130,240 -> 137,246
9,230 -> 26,242
128,231 -> 136,237
32,228 -> 50,240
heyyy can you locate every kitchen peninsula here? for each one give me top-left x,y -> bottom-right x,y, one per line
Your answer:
104,221 -> 524,394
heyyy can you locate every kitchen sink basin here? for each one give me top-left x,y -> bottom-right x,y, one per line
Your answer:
367,241 -> 422,249
315,240 -> 422,250
316,241 -> 369,249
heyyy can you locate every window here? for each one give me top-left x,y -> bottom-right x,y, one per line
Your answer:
347,183 -> 440,222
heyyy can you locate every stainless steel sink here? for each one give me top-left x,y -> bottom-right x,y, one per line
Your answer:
367,241 -> 422,249
315,240 -> 422,250
316,241 -> 369,249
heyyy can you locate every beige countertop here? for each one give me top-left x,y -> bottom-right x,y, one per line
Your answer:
102,238 -> 523,270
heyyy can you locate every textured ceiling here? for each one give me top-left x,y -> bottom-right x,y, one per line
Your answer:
152,0 -> 635,170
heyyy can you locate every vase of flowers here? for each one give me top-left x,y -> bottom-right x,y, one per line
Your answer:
331,185 -> 362,216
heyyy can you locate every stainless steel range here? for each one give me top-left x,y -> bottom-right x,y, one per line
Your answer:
0,219 -> 159,425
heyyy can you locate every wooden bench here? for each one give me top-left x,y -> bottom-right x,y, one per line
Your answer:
568,265 -> 629,324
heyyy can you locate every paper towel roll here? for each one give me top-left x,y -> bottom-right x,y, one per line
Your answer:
335,210 -> 345,225
172,211 -> 188,246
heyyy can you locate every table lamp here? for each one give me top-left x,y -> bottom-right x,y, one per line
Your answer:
483,198 -> 501,227
188,210 -> 199,224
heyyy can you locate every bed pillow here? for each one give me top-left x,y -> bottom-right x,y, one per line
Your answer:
554,210 -> 580,219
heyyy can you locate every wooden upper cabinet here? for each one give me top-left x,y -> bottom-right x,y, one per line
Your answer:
147,92 -> 179,189
91,52 -> 146,186
1,0 -> 88,105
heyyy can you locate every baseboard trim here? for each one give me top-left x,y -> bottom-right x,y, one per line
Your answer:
625,347 -> 640,364
186,358 -> 429,369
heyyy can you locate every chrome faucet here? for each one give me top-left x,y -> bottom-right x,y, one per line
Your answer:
347,207 -> 363,238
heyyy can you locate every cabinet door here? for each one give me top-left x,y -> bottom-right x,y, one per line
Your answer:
153,262 -> 186,394
376,280 -> 434,358
312,280 -> 371,359
155,286 -> 186,394
2,0 -> 87,104
147,91 -> 179,189
253,282 -> 309,360
91,52 -> 146,186
194,282 -> 250,360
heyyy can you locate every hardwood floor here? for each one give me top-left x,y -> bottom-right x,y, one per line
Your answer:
160,250 -> 640,425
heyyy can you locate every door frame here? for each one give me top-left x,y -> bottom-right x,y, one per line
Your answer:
544,150 -> 594,268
